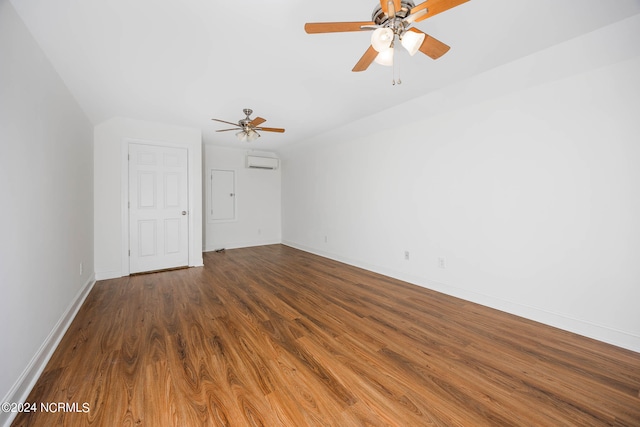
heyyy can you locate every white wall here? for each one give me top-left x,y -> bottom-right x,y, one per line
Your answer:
203,145 -> 281,251
94,117 -> 203,279
0,0 -> 94,417
281,16 -> 640,352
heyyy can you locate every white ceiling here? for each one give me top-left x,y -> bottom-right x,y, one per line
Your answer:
10,0 -> 640,151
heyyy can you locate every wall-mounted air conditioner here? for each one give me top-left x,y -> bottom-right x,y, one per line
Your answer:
246,155 -> 279,170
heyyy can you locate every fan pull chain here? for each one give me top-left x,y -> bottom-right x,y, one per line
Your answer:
391,41 -> 396,85
392,48 -> 402,86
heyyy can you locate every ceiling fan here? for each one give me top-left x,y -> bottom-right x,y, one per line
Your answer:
212,109 -> 285,142
305,0 -> 469,72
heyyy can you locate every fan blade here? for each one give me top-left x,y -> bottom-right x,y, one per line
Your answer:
250,117 -> 266,127
411,0 -> 469,22
216,129 -> 239,132
212,118 -> 240,127
305,21 -> 376,33
256,127 -> 285,133
409,28 -> 450,59
352,45 -> 378,72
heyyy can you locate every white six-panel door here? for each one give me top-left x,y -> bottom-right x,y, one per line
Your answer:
129,143 -> 189,273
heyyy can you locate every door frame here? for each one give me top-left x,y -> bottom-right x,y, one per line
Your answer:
121,137 -> 202,276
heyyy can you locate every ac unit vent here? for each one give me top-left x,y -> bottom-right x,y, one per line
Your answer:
246,155 -> 279,170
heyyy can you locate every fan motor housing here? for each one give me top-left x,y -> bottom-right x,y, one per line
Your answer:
371,0 -> 415,25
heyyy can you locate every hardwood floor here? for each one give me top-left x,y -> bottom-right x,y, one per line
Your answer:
13,245 -> 640,426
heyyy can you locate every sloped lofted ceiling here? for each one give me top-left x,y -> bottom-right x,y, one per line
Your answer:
10,0 -> 640,151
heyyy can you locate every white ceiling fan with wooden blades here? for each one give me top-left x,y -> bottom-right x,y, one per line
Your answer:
304,0 -> 469,72
212,109 -> 285,142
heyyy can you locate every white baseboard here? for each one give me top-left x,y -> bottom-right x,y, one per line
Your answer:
0,275 -> 96,427
415,276 -> 640,353
95,270 -> 122,280
282,240 -> 640,353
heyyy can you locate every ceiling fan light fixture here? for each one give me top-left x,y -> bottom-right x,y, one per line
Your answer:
374,47 -> 394,66
214,109 -> 284,141
236,131 -> 248,142
371,27 -> 394,52
247,130 -> 260,142
401,30 -> 425,56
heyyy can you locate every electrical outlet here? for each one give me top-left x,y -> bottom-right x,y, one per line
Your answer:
79,262 -> 83,276
404,251 -> 410,260
438,257 -> 446,269
324,235 -> 328,243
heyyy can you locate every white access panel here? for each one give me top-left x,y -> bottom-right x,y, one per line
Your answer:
210,169 -> 236,221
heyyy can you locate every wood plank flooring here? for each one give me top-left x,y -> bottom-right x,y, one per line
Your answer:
13,244 -> 640,426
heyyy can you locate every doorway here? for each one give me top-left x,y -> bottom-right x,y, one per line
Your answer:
128,143 -> 189,273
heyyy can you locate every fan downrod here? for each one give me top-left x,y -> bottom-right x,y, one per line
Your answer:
239,108 -> 253,127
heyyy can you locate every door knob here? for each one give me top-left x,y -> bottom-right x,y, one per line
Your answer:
182,211 -> 187,215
